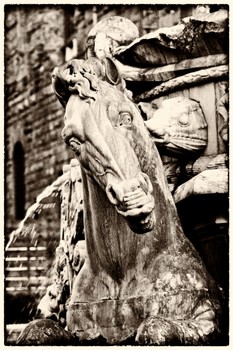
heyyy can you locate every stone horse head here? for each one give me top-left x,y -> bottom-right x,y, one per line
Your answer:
52,57 -> 222,345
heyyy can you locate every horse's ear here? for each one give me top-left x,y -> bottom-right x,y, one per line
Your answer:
102,57 -> 120,85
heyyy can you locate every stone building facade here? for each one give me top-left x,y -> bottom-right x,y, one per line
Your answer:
5,4 -> 198,238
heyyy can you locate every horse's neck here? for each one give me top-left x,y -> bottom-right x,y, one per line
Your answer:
80,168 -> 180,283
81,172 -> 134,274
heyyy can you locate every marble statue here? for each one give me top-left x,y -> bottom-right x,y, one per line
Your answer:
51,56 -> 223,345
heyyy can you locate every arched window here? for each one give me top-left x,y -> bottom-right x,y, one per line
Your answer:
13,141 -> 25,220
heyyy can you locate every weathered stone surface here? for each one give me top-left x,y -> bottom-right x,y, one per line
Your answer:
135,65 -> 228,101
86,16 -> 139,59
114,9 -> 228,67
16,319 -> 78,345
173,168 -> 228,203
115,54 -> 228,83
5,6 -> 228,346
52,56 -> 222,345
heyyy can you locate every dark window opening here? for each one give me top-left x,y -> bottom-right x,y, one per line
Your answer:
13,141 -> 25,220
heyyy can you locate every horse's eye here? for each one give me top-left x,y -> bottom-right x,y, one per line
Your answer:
118,112 -> 132,126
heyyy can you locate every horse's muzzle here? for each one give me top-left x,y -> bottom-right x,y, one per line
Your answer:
106,174 -> 155,217
106,175 -> 156,233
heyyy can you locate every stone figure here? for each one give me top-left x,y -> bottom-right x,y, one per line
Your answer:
36,281 -> 68,327
35,238 -> 86,330
86,16 -> 139,59
142,96 -> 208,156
217,81 -> 229,145
34,161 -> 86,329
51,56 -> 222,345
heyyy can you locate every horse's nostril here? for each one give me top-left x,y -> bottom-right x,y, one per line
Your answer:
106,184 -> 123,205
106,185 -> 119,205
61,125 -> 74,143
61,128 -> 67,140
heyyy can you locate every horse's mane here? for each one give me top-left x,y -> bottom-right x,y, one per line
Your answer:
66,59 -> 99,100
53,57 -> 133,108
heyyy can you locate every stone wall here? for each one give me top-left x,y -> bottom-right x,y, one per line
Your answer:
5,4 -> 197,238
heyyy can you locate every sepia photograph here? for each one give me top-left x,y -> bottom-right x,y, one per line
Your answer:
4,2 -> 229,346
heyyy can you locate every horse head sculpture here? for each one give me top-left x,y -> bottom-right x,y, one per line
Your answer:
52,57 -> 222,345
